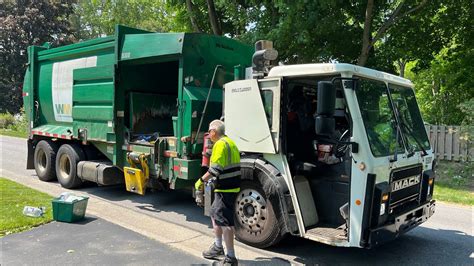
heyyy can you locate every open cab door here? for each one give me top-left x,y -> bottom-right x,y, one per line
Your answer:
224,78 -> 281,153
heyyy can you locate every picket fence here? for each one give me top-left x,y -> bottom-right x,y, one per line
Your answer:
425,125 -> 473,161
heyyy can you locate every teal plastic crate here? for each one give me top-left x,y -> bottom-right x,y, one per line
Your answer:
52,196 -> 89,223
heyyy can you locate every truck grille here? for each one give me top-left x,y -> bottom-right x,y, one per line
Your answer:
389,165 -> 422,212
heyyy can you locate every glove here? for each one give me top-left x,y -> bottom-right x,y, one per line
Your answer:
195,189 -> 204,207
194,178 -> 203,191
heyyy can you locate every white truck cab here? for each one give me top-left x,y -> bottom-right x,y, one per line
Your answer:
224,59 -> 436,248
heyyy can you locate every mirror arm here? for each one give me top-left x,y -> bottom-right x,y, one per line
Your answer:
330,77 -> 360,90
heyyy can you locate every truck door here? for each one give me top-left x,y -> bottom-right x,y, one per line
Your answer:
224,78 -> 281,154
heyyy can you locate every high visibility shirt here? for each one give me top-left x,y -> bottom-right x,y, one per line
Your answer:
208,136 -> 241,193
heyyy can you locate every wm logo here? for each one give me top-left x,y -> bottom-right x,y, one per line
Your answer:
55,104 -> 72,115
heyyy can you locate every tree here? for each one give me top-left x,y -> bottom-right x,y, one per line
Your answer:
167,0 -> 241,35
71,0 -> 178,40
404,0 -> 474,125
206,0 -> 222,35
358,0 -> 429,66
185,0 -> 203,32
0,0 -> 76,113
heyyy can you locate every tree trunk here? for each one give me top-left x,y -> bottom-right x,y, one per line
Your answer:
357,0 -> 374,66
358,0 -> 427,66
185,0 -> 201,32
206,0 -> 222,35
397,59 -> 406,77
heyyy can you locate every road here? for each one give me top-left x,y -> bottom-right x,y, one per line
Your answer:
1,135 -> 473,265
2,217 -> 206,265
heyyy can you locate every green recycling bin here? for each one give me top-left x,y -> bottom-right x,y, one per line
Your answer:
52,196 -> 89,223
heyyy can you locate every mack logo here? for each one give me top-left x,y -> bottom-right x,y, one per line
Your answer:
392,175 -> 420,192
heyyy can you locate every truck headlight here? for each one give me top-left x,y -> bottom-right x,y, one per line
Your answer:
380,203 -> 386,216
427,178 -> 434,198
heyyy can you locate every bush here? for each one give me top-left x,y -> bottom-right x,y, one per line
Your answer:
0,113 -> 15,129
10,108 -> 28,133
0,109 -> 28,135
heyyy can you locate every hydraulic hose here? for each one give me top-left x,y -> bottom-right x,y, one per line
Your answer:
193,65 -> 223,144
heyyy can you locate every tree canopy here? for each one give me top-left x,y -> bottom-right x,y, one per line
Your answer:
0,0 -> 472,127
0,0 -> 76,113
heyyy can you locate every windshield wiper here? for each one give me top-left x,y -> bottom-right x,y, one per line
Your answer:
386,97 -> 409,162
390,120 -> 400,162
399,120 -> 428,157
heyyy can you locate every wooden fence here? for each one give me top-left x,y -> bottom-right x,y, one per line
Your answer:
425,125 -> 473,161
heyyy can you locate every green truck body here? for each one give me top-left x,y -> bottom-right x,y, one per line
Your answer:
24,25 -> 252,188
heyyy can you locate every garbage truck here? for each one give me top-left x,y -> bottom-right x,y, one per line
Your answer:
23,25 -> 436,249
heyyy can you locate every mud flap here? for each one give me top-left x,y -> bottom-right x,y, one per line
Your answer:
26,139 -> 35,169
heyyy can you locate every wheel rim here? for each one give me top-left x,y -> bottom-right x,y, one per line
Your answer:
235,188 -> 268,233
37,149 -> 47,172
58,154 -> 71,180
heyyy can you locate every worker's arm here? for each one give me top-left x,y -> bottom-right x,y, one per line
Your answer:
207,140 -> 226,178
200,171 -> 212,182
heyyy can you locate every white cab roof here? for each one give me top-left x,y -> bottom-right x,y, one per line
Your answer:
267,63 -> 413,87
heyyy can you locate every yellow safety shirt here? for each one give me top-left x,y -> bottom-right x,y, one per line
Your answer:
208,136 -> 241,193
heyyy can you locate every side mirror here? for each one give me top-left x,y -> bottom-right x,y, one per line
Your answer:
315,81 -> 335,136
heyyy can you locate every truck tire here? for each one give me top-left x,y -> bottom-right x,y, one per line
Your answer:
55,144 -> 85,189
34,140 -> 59,181
234,179 -> 284,248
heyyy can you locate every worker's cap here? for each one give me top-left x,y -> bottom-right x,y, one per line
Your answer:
209,120 -> 225,135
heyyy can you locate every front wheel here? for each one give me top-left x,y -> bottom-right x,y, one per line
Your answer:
234,180 -> 283,248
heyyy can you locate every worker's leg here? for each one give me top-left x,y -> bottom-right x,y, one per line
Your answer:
222,226 -> 236,258
202,197 -> 225,259
212,217 -> 223,248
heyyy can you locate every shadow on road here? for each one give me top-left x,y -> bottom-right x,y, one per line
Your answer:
53,176 -> 211,226
267,227 -> 473,264
31,173 -> 473,264
74,216 -> 98,225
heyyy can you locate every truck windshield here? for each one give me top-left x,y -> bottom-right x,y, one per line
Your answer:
355,77 -> 430,157
388,84 -> 430,153
356,78 -> 403,157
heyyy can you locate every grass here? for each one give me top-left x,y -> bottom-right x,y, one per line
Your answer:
0,128 -> 28,138
434,183 -> 474,205
433,161 -> 473,206
0,178 -> 53,236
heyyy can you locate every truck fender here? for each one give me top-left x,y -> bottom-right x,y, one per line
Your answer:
240,157 -> 299,235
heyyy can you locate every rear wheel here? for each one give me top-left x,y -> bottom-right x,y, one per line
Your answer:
234,180 -> 283,248
55,144 -> 85,189
34,140 -> 59,181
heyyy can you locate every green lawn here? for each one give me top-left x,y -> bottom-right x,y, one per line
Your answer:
0,129 -> 28,138
434,183 -> 474,205
433,161 -> 473,206
0,178 -> 53,236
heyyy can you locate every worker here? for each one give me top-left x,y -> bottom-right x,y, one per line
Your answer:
195,119 -> 241,265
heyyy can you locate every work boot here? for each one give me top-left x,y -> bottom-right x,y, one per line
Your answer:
202,243 -> 224,260
220,255 -> 238,266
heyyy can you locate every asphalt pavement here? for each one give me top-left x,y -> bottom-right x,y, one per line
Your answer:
1,216 -> 207,265
1,135 -> 473,265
